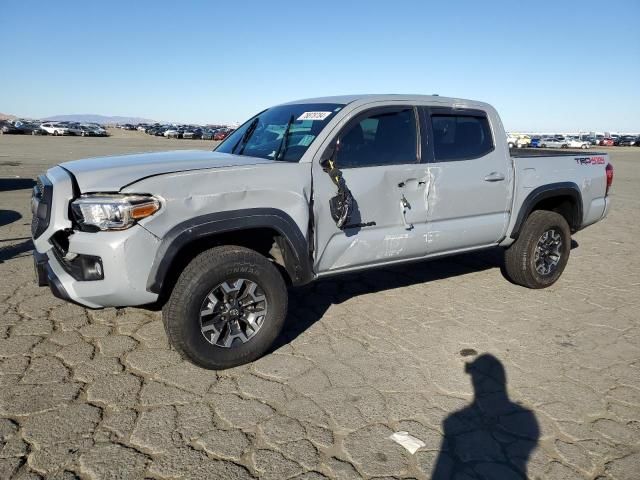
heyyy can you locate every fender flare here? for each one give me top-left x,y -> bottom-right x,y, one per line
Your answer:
146,208 -> 314,294
511,182 -> 583,239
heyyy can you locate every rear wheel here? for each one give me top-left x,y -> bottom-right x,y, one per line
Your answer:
162,246 -> 288,369
504,210 -> 571,289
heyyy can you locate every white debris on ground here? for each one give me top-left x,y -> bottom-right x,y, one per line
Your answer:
389,431 -> 427,454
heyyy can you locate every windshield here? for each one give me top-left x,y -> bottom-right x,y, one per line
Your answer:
216,103 -> 344,162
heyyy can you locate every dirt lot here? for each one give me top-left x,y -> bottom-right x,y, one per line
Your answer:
1,131 -> 639,479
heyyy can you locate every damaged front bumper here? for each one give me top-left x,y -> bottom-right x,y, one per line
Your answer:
31,166 -> 160,309
33,227 -> 161,309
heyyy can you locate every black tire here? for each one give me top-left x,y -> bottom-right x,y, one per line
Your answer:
503,210 -> 571,289
162,245 -> 288,369
53,131 -> 58,136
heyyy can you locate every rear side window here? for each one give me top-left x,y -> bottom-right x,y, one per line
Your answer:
431,114 -> 494,161
337,108 -> 417,168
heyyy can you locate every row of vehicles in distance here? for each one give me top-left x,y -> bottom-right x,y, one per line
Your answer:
117,123 -> 234,141
507,132 -> 640,149
0,119 -> 108,137
117,122 -> 235,141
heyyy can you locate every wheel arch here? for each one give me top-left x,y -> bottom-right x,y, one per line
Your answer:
511,182 -> 583,239
147,208 -> 314,298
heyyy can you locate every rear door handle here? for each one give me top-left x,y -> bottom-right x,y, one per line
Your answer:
484,172 -> 505,182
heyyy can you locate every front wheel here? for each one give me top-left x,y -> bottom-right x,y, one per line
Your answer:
162,246 -> 288,369
503,210 -> 571,289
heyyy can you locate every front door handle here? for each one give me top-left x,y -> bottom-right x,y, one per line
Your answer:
484,172 -> 505,182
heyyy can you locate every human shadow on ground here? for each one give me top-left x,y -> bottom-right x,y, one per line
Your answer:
0,178 -> 35,192
431,354 -> 540,479
273,248 -> 505,350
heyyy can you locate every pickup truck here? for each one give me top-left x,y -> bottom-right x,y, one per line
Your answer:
31,94 -> 613,369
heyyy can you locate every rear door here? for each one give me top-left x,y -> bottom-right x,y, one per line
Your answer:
421,107 -> 512,253
312,105 -> 432,272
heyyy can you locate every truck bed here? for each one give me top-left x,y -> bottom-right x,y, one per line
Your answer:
506,150 -> 610,238
510,148 -> 607,157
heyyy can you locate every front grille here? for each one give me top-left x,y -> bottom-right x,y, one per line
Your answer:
31,175 -> 53,239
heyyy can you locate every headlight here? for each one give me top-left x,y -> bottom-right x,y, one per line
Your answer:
71,194 -> 160,231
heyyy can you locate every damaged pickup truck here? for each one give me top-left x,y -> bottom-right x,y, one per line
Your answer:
31,95 -> 613,369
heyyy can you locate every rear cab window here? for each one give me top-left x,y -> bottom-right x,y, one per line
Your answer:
422,108 -> 494,161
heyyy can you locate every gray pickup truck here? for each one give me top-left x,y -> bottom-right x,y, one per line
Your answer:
31,94 -> 613,369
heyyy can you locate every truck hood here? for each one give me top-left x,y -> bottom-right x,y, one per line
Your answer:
60,150 -> 274,192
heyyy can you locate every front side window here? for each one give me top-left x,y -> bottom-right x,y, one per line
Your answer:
431,114 -> 494,161
336,108 -> 417,168
216,103 -> 344,162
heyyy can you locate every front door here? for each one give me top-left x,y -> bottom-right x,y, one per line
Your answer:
312,105 -> 432,273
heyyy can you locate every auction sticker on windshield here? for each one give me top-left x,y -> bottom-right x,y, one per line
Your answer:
297,112 -> 332,121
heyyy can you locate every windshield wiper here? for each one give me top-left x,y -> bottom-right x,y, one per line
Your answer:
274,115 -> 294,161
232,117 -> 260,155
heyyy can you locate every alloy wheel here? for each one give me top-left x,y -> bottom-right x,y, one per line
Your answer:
199,278 -> 268,348
534,229 -> 563,275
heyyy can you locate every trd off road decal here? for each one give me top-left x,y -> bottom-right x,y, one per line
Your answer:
575,156 -> 606,165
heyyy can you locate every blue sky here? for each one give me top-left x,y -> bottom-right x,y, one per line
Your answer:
1,0 -> 639,131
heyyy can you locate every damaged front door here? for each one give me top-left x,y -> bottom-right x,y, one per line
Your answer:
312,105 -> 432,273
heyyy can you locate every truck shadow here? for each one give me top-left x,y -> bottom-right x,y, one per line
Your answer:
273,248 -> 505,350
0,239 -> 34,263
0,178 -> 36,192
0,210 -> 23,228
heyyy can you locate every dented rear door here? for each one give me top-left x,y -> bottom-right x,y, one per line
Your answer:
421,107 -> 512,253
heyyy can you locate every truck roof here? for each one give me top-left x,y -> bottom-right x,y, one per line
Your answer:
278,94 -> 492,110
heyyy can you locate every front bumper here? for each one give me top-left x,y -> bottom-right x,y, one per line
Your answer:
32,166 -> 160,309
33,227 -> 160,309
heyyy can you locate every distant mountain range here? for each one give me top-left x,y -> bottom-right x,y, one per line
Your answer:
0,112 -> 17,121
43,114 -> 156,125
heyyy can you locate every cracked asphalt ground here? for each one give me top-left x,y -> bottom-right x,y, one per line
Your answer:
1,131 -> 639,480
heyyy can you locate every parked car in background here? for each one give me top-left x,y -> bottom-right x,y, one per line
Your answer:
164,128 -> 182,138
89,124 -> 109,137
201,129 -> 216,140
183,128 -> 203,139
530,137 -> 542,148
567,137 -> 590,149
1,120 -> 36,134
600,138 -> 615,146
516,135 -> 531,148
539,136 -> 568,148
213,129 -> 232,141
506,133 -> 518,148
617,135 -> 637,146
31,124 -> 49,135
40,122 -> 70,136
66,124 -> 84,136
